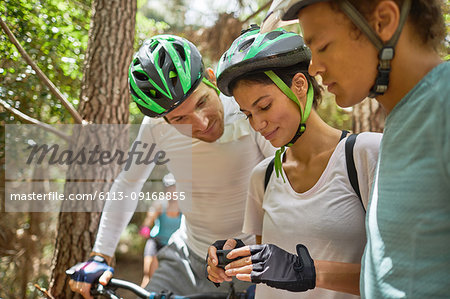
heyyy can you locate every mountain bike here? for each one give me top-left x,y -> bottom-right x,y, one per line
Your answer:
66,270 -> 254,299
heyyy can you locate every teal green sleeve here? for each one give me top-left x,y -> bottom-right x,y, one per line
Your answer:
443,94 -> 450,180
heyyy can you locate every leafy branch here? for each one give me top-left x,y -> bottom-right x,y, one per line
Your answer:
0,99 -> 71,141
0,16 -> 84,125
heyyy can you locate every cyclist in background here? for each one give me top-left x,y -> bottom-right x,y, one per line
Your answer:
68,35 -> 274,298
139,173 -> 182,288
207,26 -> 381,298
257,0 -> 449,297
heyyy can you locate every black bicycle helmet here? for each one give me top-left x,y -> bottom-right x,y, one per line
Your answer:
261,0 -> 412,98
217,25 -> 311,97
129,35 -> 204,117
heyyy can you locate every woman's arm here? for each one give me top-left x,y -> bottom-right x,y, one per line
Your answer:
314,260 -> 360,295
142,203 -> 162,228
224,244 -> 360,295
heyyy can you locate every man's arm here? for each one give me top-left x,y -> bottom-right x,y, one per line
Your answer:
93,119 -> 158,256
69,119 -> 160,298
89,251 -> 113,265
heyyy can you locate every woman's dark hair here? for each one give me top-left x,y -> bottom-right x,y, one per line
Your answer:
229,63 -> 323,109
332,0 -> 446,51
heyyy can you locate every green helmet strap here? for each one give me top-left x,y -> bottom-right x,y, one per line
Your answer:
265,70 -> 301,111
202,77 -> 221,95
274,145 -> 286,182
264,70 -> 313,182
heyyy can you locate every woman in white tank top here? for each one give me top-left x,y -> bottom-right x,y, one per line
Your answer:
207,26 -> 381,299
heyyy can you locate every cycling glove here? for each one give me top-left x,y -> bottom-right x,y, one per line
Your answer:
67,255 -> 114,284
250,244 -> 315,292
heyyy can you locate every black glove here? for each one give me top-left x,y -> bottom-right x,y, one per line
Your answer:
206,239 -> 246,287
250,244 -> 315,292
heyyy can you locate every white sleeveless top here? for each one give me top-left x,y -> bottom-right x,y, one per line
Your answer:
244,132 -> 382,299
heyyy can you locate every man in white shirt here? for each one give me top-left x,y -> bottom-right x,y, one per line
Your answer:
68,35 -> 274,298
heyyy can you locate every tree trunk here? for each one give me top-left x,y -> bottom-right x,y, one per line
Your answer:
49,1 -> 136,298
352,97 -> 385,133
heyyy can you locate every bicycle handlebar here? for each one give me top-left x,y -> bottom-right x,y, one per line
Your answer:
67,267 -> 250,298
91,277 -> 248,299
97,278 -> 151,298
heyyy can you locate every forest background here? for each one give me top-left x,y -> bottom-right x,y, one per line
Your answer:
0,0 -> 449,298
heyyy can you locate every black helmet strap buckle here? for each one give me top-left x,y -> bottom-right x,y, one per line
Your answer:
286,123 -> 306,147
339,0 -> 411,98
369,46 -> 394,97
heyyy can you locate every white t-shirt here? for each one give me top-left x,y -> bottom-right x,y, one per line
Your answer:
93,94 -> 275,258
243,132 -> 382,299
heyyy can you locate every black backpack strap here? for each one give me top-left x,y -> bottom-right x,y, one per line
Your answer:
264,157 -> 276,192
340,130 -> 350,141
345,134 -> 365,211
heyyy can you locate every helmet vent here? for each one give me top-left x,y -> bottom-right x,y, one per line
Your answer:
133,71 -> 149,81
169,70 -> 178,86
265,31 -> 282,40
239,38 -> 254,52
149,40 -> 158,52
158,50 -> 166,67
174,44 -> 186,61
143,87 -> 159,99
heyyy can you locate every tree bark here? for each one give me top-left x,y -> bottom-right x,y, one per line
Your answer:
49,1 -> 136,298
352,97 -> 385,133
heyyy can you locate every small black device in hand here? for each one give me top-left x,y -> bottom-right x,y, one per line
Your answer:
216,249 -> 239,269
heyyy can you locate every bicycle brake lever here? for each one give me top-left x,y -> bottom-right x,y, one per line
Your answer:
104,288 -> 121,299
90,282 -> 104,296
91,282 -> 121,299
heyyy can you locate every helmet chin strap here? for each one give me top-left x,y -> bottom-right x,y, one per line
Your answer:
202,77 -> 221,95
339,0 -> 411,97
264,70 -> 313,183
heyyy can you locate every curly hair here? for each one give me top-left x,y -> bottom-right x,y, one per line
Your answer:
331,0 -> 446,51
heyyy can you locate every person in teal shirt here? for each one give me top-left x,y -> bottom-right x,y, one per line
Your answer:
360,62 -> 449,298
257,0 -> 449,297
139,173 -> 182,287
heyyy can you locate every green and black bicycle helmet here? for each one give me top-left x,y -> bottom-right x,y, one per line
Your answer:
129,35 -> 204,117
216,25 -> 314,181
217,24 -> 311,97
261,0 -> 412,98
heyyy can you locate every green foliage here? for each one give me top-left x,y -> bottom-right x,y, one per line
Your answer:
444,8 -> 450,59
129,101 -> 145,124
0,0 -> 91,124
138,0 -> 186,31
135,6 -> 170,49
317,91 -> 353,131
127,1 -> 170,123
115,223 -> 146,258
